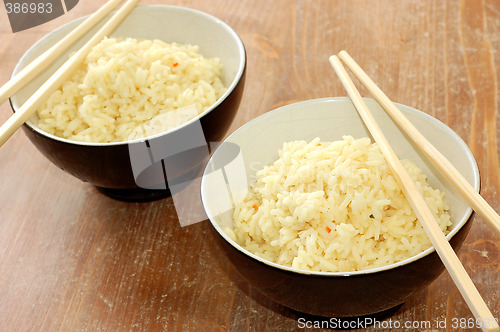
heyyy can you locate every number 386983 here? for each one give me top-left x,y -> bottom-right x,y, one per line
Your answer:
5,2 -> 53,14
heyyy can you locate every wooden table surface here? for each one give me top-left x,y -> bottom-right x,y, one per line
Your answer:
0,0 -> 498,331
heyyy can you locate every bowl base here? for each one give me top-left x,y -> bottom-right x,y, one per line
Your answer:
96,186 -> 171,202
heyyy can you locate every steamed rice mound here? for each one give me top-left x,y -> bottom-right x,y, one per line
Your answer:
35,37 -> 226,143
230,136 -> 451,272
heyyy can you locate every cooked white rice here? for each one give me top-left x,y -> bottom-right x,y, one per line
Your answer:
229,136 -> 451,272
35,37 -> 226,143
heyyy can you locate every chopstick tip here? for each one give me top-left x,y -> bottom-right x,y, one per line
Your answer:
338,50 -> 354,63
329,55 -> 345,71
328,55 -> 339,64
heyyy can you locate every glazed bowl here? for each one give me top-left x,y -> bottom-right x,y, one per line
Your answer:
10,5 -> 246,201
201,97 -> 479,317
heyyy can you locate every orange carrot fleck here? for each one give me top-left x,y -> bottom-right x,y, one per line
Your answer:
326,226 -> 331,233
173,62 -> 179,67
252,204 -> 259,210
316,143 -> 321,146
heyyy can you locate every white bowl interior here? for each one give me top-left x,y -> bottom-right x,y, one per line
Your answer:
201,97 -> 480,275
10,5 -> 245,143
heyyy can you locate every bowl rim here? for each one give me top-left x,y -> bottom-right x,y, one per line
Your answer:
201,96 -> 480,277
10,4 -> 246,147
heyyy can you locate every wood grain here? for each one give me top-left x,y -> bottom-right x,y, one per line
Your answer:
0,0 -> 498,331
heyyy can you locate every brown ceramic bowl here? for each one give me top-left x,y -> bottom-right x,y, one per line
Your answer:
201,98 -> 479,317
10,5 -> 246,200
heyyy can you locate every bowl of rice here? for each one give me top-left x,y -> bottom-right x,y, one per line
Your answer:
201,97 -> 479,317
10,5 -> 246,200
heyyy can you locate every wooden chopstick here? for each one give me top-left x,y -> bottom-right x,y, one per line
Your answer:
0,0 -> 140,147
0,0 -> 125,106
338,50 -> 500,237
329,55 -> 499,332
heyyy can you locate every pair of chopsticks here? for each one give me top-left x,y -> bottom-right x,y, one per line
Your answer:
330,51 -> 499,332
0,0 -> 140,147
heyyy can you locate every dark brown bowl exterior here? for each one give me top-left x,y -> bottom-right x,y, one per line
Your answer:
209,214 -> 473,317
16,70 -> 245,200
